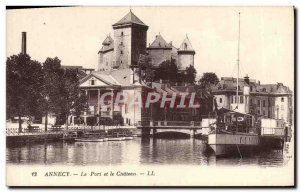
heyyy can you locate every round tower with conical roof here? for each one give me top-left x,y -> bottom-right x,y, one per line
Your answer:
177,35 -> 195,70
97,34 -> 114,71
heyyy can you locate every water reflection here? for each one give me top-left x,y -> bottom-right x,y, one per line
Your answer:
6,138 -> 286,167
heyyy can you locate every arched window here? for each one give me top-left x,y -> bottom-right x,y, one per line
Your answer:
121,32 -> 124,36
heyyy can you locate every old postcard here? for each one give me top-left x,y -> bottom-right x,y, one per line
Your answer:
6,6 -> 294,186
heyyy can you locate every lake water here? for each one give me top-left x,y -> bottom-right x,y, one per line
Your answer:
6,137 -> 290,167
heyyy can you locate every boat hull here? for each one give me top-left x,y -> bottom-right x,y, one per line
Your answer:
75,138 -> 104,142
209,144 -> 259,156
208,133 -> 260,156
108,137 -> 125,141
124,136 -> 133,140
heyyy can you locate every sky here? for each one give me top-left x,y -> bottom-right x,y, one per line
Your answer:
6,6 -> 294,90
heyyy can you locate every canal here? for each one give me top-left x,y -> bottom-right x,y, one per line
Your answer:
6,137 -> 289,167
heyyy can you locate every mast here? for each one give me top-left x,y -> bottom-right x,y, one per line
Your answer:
236,12 -> 241,110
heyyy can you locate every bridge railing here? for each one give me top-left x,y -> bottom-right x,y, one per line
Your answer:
139,121 -> 201,127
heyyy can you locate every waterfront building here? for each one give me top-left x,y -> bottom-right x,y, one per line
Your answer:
79,68 -> 150,126
211,75 -> 293,126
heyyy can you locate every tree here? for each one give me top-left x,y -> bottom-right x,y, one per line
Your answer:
135,55 -> 155,84
198,72 -> 219,91
6,53 -> 43,132
59,68 -> 87,129
184,65 -> 197,85
154,59 -> 178,83
40,57 -> 64,131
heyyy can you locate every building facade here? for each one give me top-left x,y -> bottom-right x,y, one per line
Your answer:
212,76 -> 293,126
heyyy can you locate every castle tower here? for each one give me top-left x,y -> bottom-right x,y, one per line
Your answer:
177,35 -> 195,70
112,10 -> 148,69
147,34 -> 172,68
97,35 -> 114,71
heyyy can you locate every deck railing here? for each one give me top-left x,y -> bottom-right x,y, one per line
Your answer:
261,127 -> 285,136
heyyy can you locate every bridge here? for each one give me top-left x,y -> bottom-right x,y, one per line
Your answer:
137,121 -> 202,137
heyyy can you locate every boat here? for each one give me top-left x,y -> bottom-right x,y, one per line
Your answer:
124,136 -> 134,140
108,137 -> 126,141
207,12 -> 260,157
62,132 -> 78,142
75,137 -> 104,142
106,131 -> 132,141
207,111 -> 260,156
102,137 -> 109,142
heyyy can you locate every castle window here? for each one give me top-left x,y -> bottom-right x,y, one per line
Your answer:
184,43 -> 188,50
281,97 -> 284,102
121,51 -> 123,54
121,60 -> 123,64
91,79 -> 95,85
121,32 -> 124,36
120,42 -> 123,45
219,98 -> 222,103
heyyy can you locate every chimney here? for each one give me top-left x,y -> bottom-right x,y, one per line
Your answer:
244,74 -> 250,85
21,32 -> 27,54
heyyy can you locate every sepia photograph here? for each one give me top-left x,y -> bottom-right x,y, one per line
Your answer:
5,6 -> 294,186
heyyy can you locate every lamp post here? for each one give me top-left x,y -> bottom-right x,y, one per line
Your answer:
71,101 -> 75,126
45,95 -> 49,132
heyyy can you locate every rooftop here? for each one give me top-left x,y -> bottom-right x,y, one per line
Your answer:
148,34 -> 172,49
211,77 -> 292,95
99,35 -> 114,54
112,10 -> 147,27
178,35 -> 195,52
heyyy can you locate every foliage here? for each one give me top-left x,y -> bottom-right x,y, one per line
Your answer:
57,68 -> 87,127
198,72 -> 219,91
135,55 -> 155,84
153,60 -> 197,85
6,53 -> 44,131
184,65 -> 197,85
153,59 -> 178,83
6,54 -> 88,131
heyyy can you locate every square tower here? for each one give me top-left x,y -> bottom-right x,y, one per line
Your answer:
112,10 -> 148,69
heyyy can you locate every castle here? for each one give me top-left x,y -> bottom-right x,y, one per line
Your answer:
96,10 -> 195,72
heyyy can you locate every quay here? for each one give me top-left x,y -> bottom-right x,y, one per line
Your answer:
6,125 -> 139,145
